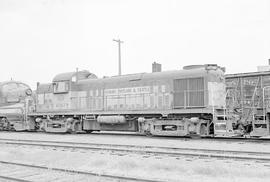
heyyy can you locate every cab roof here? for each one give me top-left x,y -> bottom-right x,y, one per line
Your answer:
52,70 -> 97,82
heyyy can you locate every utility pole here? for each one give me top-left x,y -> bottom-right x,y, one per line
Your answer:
113,39 -> 123,76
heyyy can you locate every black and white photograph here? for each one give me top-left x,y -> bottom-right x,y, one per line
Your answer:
0,0 -> 270,181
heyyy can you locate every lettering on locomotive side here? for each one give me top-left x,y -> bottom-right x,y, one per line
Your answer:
104,89 -> 117,95
102,85 -> 171,110
104,86 -> 151,96
55,103 -> 69,109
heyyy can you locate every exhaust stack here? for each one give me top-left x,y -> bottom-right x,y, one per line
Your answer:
152,62 -> 162,73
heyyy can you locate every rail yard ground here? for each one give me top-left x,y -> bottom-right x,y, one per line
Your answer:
0,132 -> 269,182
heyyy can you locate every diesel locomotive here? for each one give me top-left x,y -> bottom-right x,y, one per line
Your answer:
22,64 -> 226,137
0,81 -> 34,131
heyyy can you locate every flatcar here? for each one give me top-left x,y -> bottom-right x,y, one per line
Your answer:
0,81 -> 34,131
28,64 -> 227,137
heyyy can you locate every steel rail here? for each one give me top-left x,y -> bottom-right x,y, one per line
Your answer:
0,137 -> 270,155
1,131 -> 270,142
1,138 -> 270,162
0,160 -> 163,182
0,175 -> 31,182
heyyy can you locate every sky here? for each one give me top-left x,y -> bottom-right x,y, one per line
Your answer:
0,0 -> 270,88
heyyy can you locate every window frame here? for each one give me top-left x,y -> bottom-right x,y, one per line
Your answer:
53,81 -> 70,94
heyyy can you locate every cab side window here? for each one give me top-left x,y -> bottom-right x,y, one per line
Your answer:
53,82 -> 69,93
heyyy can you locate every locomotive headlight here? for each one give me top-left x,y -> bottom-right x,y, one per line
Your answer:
25,89 -> 32,96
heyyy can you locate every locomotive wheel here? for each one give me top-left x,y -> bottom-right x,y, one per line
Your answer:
72,123 -> 79,134
190,134 -> 201,139
237,124 -> 245,131
71,121 -> 82,134
1,118 -> 10,131
145,130 -> 152,137
199,124 -> 207,136
85,130 -> 93,133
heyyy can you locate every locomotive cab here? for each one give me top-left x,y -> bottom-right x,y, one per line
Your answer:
34,70 -> 98,133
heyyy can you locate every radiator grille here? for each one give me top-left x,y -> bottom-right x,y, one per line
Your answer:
173,77 -> 204,108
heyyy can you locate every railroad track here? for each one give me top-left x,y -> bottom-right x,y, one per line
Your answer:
1,130 -> 270,143
0,160 -> 162,182
2,130 -> 270,146
93,132 -> 270,143
0,138 -> 270,162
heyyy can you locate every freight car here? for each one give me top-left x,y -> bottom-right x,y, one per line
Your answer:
225,71 -> 270,137
0,81 -> 34,131
27,64 -> 227,137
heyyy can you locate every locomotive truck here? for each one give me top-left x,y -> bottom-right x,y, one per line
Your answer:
26,64 -> 227,137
